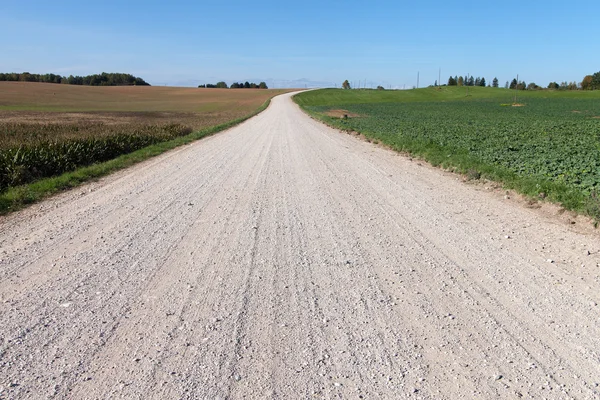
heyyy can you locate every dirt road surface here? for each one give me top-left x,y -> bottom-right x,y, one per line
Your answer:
1,92 -> 600,399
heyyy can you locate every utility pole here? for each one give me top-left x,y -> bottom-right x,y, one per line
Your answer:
417,72 -> 419,89
514,74 -> 519,103
466,73 -> 469,96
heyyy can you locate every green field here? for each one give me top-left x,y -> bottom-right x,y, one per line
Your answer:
295,87 -> 600,219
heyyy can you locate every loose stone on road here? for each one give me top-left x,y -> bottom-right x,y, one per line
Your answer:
1,92 -> 600,399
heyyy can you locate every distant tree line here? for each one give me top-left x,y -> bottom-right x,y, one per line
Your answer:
199,81 -> 268,89
200,81 -> 229,88
447,75 -> 487,87
0,72 -> 150,86
443,70 -> 600,91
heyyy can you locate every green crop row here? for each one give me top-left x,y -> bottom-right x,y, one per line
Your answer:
0,123 -> 192,191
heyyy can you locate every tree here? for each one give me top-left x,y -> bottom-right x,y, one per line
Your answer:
581,75 -> 593,90
479,77 -> 486,87
376,85 -> 385,90
492,77 -> 499,88
504,81 -> 509,89
342,80 -> 351,89
457,76 -> 464,86
216,81 -> 228,88
517,81 -> 527,90
447,76 -> 457,86
467,76 -> 475,86
526,82 -> 539,90
509,78 -> 518,89
591,71 -> 600,90
259,81 -> 268,89
243,81 -> 250,88
547,82 -> 559,89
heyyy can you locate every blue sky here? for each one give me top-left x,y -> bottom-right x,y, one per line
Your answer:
1,0 -> 598,88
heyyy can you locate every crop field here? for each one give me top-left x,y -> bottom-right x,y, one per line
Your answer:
295,87 -> 600,215
0,82 -> 293,192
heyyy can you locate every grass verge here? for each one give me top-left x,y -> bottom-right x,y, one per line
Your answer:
0,98 -> 273,215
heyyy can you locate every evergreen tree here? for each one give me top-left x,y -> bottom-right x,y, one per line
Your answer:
590,71 -> 600,90
492,77 -> 499,88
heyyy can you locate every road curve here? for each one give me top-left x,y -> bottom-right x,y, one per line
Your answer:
1,92 -> 600,399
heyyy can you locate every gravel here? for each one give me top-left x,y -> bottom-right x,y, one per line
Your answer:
1,92 -> 599,399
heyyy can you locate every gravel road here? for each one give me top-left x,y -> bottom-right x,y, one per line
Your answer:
1,92 -> 600,399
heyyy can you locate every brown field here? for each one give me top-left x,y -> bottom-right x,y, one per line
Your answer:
0,82 -> 298,190
0,81 -> 296,131
0,81 -> 295,112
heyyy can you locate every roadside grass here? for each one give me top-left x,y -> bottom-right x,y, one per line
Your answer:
294,87 -> 600,223
0,98 -> 273,214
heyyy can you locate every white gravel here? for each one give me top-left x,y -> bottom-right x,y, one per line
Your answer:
1,92 -> 600,399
